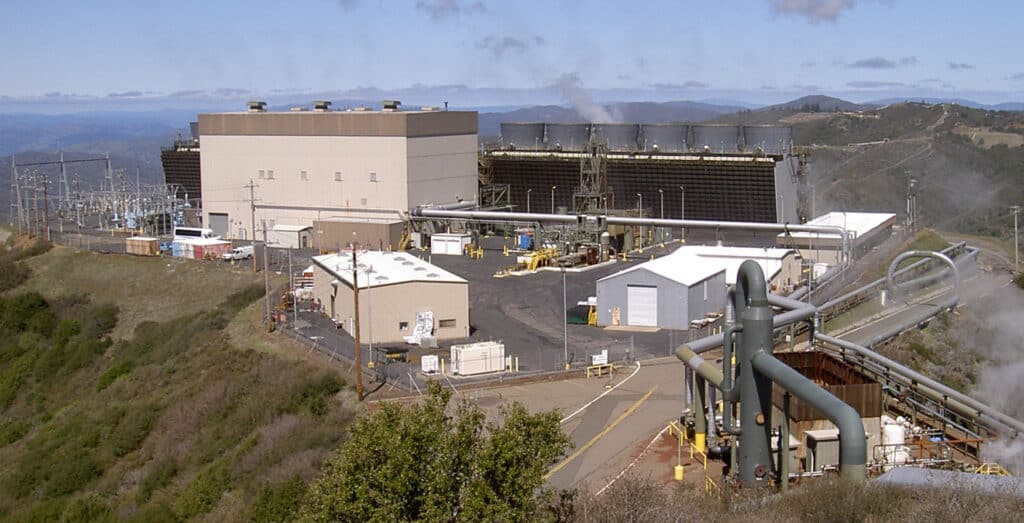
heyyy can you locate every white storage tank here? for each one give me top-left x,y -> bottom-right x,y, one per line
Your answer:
450,341 -> 505,376
879,416 -> 910,471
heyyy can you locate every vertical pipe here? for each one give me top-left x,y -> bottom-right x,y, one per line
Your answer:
694,376 -> 707,453
781,392 -> 791,492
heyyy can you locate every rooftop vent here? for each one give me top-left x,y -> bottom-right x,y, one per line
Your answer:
426,273 -> 439,278
289,106 -> 308,112
414,266 -> 427,272
420,106 -> 439,111
313,100 -> 332,112
352,106 -> 371,112
381,100 -> 401,112
247,101 -> 267,112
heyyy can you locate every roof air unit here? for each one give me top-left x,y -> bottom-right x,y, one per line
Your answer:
313,100 -> 332,112
247,101 -> 267,112
382,100 -> 402,112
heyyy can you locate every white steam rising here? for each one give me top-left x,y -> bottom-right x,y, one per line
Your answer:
555,73 -> 621,123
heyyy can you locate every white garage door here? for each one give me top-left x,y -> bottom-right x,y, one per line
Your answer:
627,285 -> 658,326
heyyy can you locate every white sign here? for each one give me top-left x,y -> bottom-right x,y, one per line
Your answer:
421,355 -> 439,374
591,349 -> 608,366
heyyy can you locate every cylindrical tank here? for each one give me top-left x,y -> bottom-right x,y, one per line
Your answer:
691,125 -> 740,153
742,126 -> 792,155
600,232 -> 610,262
499,122 -> 546,150
545,123 -> 591,151
640,124 -> 688,152
592,123 -> 640,151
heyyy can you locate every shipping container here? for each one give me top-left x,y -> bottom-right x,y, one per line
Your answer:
450,341 -> 505,376
125,236 -> 160,256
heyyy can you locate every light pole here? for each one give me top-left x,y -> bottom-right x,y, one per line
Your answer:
550,186 -> 557,213
562,268 -> 569,370
658,188 -> 664,243
679,186 -> 685,241
527,188 -> 533,213
636,193 -> 643,250
1012,205 -> 1021,272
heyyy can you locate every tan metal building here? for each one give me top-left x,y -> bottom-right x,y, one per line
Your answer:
311,250 -> 469,343
198,104 -> 478,245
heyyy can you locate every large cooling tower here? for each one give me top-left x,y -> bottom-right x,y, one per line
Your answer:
592,123 -> 641,151
545,123 -> 592,151
500,122 -> 546,150
640,124 -> 688,152
691,125 -> 740,153
742,126 -> 792,155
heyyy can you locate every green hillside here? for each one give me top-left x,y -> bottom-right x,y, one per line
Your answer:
0,240 -> 354,521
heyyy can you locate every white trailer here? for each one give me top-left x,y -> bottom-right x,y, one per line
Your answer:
430,233 -> 472,256
450,341 -> 505,376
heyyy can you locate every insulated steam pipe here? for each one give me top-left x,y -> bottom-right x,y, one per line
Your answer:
816,333 -> 1024,437
886,250 -> 960,301
410,208 -> 853,263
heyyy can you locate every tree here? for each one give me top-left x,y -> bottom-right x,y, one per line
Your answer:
299,382 -> 570,522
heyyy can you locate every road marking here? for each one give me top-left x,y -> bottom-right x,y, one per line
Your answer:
560,361 -> 641,424
544,386 -> 657,480
596,423 -> 672,496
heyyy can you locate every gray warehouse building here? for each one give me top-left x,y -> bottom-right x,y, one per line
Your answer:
596,256 -> 727,329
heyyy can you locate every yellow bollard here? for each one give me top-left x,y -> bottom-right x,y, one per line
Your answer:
674,464 -> 685,481
440,358 -> 445,375
695,433 -> 707,453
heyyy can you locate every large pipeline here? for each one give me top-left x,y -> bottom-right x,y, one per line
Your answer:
677,261 -> 867,484
409,208 -> 853,263
816,333 -> 1024,437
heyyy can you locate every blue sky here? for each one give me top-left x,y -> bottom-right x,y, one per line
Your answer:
2,0 -> 1023,110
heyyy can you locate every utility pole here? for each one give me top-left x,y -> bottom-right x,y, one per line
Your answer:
1012,205 -> 1021,272
261,219 -> 271,328
12,157 -> 22,235
42,172 -> 49,241
352,247 -> 364,401
31,171 -> 39,237
246,179 -> 258,271
679,186 -> 686,241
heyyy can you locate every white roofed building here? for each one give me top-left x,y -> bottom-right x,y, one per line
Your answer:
311,250 -> 469,343
672,245 -> 802,293
776,211 -> 897,265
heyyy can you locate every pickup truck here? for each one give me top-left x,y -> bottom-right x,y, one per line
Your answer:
221,245 -> 255,261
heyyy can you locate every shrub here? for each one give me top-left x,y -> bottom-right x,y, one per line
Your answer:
96,360 -> 134,392
249,476 -> 307,523
174,459 -> 230,519
295,374 -> 344,417
58,493 -> 114,523
0,420 -> 30,446
137,457 -> 178,504
111,404 -> 160,457
0,258 -> 30,292
46,452 -> 102,496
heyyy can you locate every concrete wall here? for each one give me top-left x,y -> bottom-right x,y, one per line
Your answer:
314,220 -> 404,252
200,132 -> 475,240
597,269 -> 727,329
312,265 -> 469,343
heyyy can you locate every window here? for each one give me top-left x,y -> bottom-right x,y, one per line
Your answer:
258,169 -> 265,179
334,171 -> 342,181
369,171 -> 377,182
267,169 -> 275,180
300,170 -> 308,181
399,321 -> 409,331
439,319 -> 456,328
361,197 -> 368,206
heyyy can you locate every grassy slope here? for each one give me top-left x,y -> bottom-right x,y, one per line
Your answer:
0,242 -> 355,522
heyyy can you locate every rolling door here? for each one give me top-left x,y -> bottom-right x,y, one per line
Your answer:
627,285 -> 658,326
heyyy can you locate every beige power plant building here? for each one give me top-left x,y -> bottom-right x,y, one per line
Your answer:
197,101 -> 477,247
311,250 -> 469,343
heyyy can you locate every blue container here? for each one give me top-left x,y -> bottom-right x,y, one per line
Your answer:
518,233 -> 533,250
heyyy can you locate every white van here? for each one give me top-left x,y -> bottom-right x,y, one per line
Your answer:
222,245 -> 255,261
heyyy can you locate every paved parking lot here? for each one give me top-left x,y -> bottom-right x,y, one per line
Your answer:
282,234 -> 731,392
